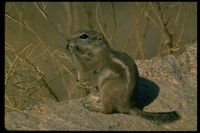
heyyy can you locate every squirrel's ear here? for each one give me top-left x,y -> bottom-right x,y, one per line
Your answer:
97,33 -> 104,40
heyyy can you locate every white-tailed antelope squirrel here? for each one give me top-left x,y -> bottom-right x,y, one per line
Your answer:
65,30 -> 180,124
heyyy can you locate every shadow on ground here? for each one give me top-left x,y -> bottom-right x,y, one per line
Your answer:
135,77 -> 160,110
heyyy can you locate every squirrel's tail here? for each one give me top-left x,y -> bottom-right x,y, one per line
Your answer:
129,108 -> 180,124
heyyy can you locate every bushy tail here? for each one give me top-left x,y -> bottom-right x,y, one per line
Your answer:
129,108 -> 180,124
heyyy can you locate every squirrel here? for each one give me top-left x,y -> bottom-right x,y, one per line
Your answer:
65,30 -> 180,124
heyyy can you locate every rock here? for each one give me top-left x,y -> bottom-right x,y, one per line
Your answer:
5,43 -> 197,131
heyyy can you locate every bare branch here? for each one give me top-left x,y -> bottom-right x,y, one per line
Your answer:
122,3 -> 147,52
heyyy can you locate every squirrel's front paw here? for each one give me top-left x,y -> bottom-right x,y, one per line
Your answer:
66,43 -> 76,50
83,102 -> 95,111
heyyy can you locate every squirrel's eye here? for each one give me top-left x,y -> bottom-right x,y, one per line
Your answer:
79,33 -> 89,39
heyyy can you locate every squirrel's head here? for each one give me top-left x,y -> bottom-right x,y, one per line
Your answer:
65,30 -> 110,51
65,30 -> 111,71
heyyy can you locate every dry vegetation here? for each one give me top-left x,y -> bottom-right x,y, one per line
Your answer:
5,2 -> 196,112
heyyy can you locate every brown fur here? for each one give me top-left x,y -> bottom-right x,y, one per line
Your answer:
65,30 -> 180,124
